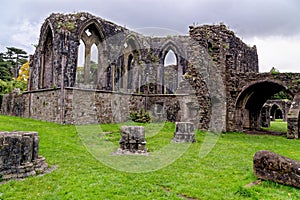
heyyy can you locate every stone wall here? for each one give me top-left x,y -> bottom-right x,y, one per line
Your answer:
1,89 -> 26,117
0,131 -> 48,180
261,99 -> 291,127
3,12 -> 300,137
227,72 -> 300,132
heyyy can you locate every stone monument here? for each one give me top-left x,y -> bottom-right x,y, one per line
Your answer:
117,126 -> 148,154
172,122 -> 196,143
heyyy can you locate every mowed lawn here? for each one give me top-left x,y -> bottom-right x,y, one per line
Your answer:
0,115 -> 299,200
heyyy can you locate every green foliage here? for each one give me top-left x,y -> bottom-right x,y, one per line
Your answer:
0,79 -> 27,106
0,47 -> 28,79
271,91 -> 291,100
0,79 -> 27,94
56,21 -> 75,31
270,67 -> 279,75
0,55 -> 12,81
129,109 -> 151,123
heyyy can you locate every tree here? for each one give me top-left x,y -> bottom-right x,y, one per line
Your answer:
17,61 -> 30,82
0,53 -> 12,81
3,47 -> 28,78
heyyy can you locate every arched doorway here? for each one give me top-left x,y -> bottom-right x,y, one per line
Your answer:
270,104 -> 283,121
235,81 -> 293,131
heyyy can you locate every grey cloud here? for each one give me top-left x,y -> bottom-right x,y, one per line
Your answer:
1,0 -> 300,51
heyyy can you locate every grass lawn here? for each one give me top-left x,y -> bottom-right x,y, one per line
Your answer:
261,119 -> 288,133
0,115 -> 299,199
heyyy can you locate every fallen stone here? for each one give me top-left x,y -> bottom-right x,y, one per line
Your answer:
253,150 -> 300,189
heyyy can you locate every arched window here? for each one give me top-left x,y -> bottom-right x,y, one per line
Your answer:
89,44 -> 98,85
76,23 -> 104,89
41,28 -> 53,88
75,39 -> 85,86
117,37 -> 140,92
127,54 -> 134,89
163,49 -> 178,94
164,50 -> 177,66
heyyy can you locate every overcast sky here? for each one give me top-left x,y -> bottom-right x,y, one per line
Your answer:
1,0 -> 300,72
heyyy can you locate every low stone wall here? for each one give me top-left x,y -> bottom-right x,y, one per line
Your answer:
0,89 -> 26,117
0,131 -> 48,180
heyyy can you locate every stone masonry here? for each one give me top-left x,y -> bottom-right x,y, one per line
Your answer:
172,122 -> 196,143
0,131 -> 48,180
118,126 -> 147,154
253,150 -> 300,189
1,12 -> 300,138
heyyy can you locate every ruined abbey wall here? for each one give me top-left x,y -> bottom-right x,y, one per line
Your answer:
1,12 -> 280,133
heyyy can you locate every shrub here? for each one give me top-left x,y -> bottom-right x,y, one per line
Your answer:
129,110 -> 151,123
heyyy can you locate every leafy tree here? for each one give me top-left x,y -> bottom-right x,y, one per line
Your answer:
0,53 -> 12,81
17,61 -> 29,82
3,47 -> 28,78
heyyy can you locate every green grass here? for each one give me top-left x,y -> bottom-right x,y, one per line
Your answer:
0,115 -> 299,199
261,119 -> 288,133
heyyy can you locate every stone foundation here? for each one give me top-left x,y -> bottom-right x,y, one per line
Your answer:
0,131 -> 48,180
172,122 -> 196,143
117,126 -> 147,154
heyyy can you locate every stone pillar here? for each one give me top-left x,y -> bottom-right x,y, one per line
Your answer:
261,104 -> 270,128
118,126 -> 147,154
172,122 -> 195,143
287,94 -> 300,139
253,150 -> 300,189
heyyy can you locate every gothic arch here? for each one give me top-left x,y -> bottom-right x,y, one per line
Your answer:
158,41 -> 181,94
76,20 -> 107,89
270,103 -> 283,120
235,80 -> 293,131
40,24 -> 54,89
114,35 -> 141,92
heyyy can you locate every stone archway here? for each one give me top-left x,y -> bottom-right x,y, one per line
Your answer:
235,81 -> 293,131
270,104 -> 283,121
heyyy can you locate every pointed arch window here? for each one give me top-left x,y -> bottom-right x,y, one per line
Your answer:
163,49 -> 178,94
41,28 -> 53,88
76,23 -> 105,89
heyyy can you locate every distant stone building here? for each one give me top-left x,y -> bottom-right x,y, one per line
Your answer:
1,12 -> 300,138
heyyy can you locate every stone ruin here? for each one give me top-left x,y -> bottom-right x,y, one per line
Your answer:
261,99 -> 291,128
253,150 -> 300,189
172,122 -> 195,143
117,126 -> 147,155
0,131 -> 48,181
1,12 -> 300,138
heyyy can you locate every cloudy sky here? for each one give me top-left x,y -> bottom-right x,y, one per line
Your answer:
1,0 -> 300,72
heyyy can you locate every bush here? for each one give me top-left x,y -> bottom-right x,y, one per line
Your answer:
129,110 -> 151,123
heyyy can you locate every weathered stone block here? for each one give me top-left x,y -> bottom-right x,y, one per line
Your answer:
172,122 -> 196,143
253,150 -> 300,188
0,131 -> 48,181
118,126 -> 147,154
